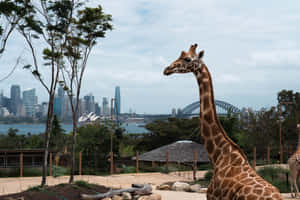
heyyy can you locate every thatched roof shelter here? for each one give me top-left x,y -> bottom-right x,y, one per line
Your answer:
134,140 -> 209,163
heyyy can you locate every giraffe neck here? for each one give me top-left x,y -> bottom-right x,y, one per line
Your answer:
194,64 -> 247,166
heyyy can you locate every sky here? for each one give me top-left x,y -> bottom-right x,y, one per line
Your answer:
1,0 -> 300,114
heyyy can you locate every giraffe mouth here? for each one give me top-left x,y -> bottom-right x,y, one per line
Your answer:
163,68 -> 173,76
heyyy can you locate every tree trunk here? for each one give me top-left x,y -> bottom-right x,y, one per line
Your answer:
81,184 -> 152,200
69,113 -> 77,183
41,95 -> 54,186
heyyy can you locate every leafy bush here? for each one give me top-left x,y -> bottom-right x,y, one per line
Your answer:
74,180 -> 92,189
52,165 -> 69,177
0,167 -> 43,177
120,165 -> 136,173
257,167 -> 290,193
204,170 -> 213,182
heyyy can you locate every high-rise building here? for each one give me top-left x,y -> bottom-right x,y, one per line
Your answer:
84,93 -> 95,114
10,85 -> 21,116
54,86 -> 65,119
102,97 -> 109,116
114,86 -> 121,116
23,88 -> 36,117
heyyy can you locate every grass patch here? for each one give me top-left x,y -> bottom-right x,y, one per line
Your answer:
74,180 -> 92,189
257,166 -> 290,193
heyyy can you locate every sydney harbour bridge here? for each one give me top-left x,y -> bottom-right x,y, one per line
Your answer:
179,99 -> 240,117
137,99 -> 241,121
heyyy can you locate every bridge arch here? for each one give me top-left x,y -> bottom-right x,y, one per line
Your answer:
181,100 -> 240,115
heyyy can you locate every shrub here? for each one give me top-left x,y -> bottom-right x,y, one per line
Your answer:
52,165 -> 69,177
120,165 -> 136,173
74,180 -> 92,189
257,166 -> 290,193
204,170 -> 213,182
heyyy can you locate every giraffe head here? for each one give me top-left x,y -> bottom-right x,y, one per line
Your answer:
164,43 -> 204,76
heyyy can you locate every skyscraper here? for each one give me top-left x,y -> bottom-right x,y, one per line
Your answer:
102,97 -> 109,116
84,93 -> 95,114
114,86 -> 121,115
10,85 -> 21,116
54,86 -> 65,118
23,88 -> 36,117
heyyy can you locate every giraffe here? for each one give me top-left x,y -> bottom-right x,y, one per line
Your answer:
288,123 -> 300,198
163,44 -> 283,200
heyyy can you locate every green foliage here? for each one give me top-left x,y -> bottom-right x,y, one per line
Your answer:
136,117 -> 200,152
0,168 -> 43,177
120,165 -> 136,174
74,180 -> 92,189
52,165 -> 69,178
49,115 -> 68,151
204,170 -> 213,182
76,124 -> 120,170
257,167 -> 290,193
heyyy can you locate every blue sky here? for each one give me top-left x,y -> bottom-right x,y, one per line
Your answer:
1,0 -> 300,114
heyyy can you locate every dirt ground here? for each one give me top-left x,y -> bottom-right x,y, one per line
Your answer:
0,171 -> 295,200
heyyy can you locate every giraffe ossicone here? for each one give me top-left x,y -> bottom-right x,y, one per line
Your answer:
164,44 -> 283,200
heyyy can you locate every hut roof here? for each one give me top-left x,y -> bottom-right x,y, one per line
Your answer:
134,140 -> 210,163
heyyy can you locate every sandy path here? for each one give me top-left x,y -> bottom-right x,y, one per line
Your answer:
0,172 -> 208,199
0,172 -> 294,200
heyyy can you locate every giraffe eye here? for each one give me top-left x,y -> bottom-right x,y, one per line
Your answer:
184,57 -> 191,62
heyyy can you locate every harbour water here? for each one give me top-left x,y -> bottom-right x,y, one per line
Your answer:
0,122 -> 149,135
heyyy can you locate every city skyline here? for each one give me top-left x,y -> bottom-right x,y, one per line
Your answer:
0,1 -> 300,114
0,84 -> 123,118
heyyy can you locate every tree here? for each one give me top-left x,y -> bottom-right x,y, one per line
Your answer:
49,114 -> 67,151
2,0 -> 75,186
136,117 -> 200,152
238,107 -> 279,159
58,1 -> 113,183
0,0 -> 29,55
277,90 -> 300,148
76,124 -> 114,173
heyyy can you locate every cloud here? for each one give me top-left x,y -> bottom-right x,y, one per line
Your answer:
1,0 -> 300,113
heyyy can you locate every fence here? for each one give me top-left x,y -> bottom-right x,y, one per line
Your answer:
1,144 -> 298,178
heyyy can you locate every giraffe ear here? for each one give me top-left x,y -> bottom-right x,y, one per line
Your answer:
179,51 -> 187,58
198,50 -> 204,59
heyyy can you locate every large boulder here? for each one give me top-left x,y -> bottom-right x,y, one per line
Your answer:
171,182 -> 191,192
122,192 -> 132,200
190,184 -> 202,193
156,184 -> 171,190
112,195 -> 123,200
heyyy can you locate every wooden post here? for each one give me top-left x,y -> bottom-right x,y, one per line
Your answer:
193,150 -> 197,181
79,152 -> 82,176
20,152 -> 23,177
152,161 -> 155,168
252,146 -> 256,169
267,146 -> 270,165
49,152 -> 52,176
166,151 -> 169,173
136,152 -> 139,174
110,98 -> 114,175
177,162 -> 181,176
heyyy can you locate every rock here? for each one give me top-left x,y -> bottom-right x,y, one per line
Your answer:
199,188 -> 208,193
171,181 -> 191,192
112,195 -> 123,200
156,184 -> 171,190
138,194 -> 162,200
122,192 -> 132,200
190,184 -> 201,193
